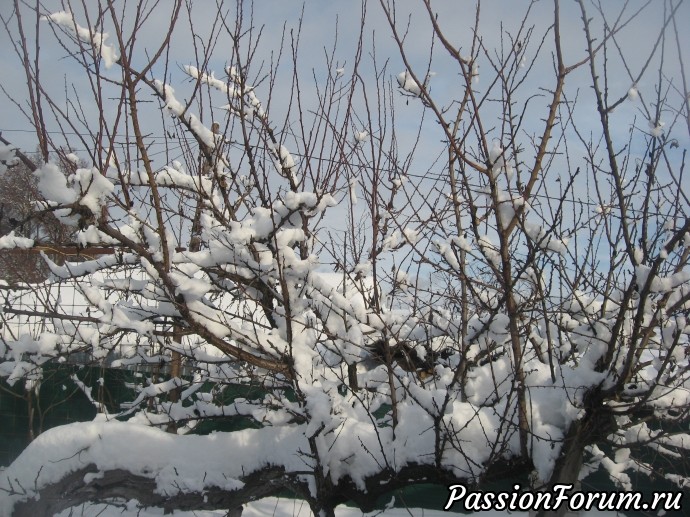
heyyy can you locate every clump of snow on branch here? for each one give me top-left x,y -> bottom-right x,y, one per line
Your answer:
353,130 -> 369,143
34,162 -> 77,205
185,65 -> 267,120
396,70 -> 433,98
153,80 -> 220,149
635,265 -> 690,294
0,421 -> 306,514
649,119 -> 665,138
523,221 -> 569,255
0,143 -> 18,173
73,166 -> 115,214
196,65 -> 267,119
185,65 -> 239,99
271,143 -> 298,181
43,11 -> 119,68
348,177 -> 359,205
33,162 -> 114,221
0,231 -> 34,250
489,140 -> 504,170
397,70 -> 421,96
487,141 -> 515,180
494,190 -> 526,229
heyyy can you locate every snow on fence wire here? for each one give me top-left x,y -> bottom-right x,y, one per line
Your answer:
0,269 -> 215,404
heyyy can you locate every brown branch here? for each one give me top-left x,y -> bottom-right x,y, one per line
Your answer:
0,134 -> 37,172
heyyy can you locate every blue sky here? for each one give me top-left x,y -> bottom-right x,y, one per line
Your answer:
2,0 -> 688,151
1,0 -> 688,273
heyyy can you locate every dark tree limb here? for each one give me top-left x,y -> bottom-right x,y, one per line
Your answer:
11,464 -> 292,517
8,458 -> 534,516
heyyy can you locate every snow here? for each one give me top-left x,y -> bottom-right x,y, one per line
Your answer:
348,178 -> 359,205
494,190 -> 525,229
3,5 -> 689,516
155,165 -> 214,192
2,415 -> 627,516
185,65 -> 239,99
273,143 -> 298,179
73,166 -> 115,214
31,162 -> 114,223
0,414 -> 472,514
76,225 -> 117,247
649,119 -> 665,138
0,421 -> 305,513
153,80 -> 219,149
433,239 -> 461,270
382,229 -> 403,252
403,227 -> 419,245
489,140 -> 504,168
397,70 -> 421,96
354,130 -> 369,143
0,143 -> 17,173
43,11 -> 119,68
471,62 -> 480,83
353,262 -> 372,277
0,231 -> 33,250
635,265 -> 690,293
1,187 -> 667,510
396,70 -> 435,98
477,234 -> 501,267
523,222 -> 569,254
214,65 -> 266,119
34,162 -> 77,205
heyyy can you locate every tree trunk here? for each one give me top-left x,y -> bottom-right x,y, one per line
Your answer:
534,419 -> 586,517
309,502 -> 337,517
535,397 -> 616,517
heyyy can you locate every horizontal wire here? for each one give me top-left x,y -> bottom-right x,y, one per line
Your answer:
2,127 -> 685,220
